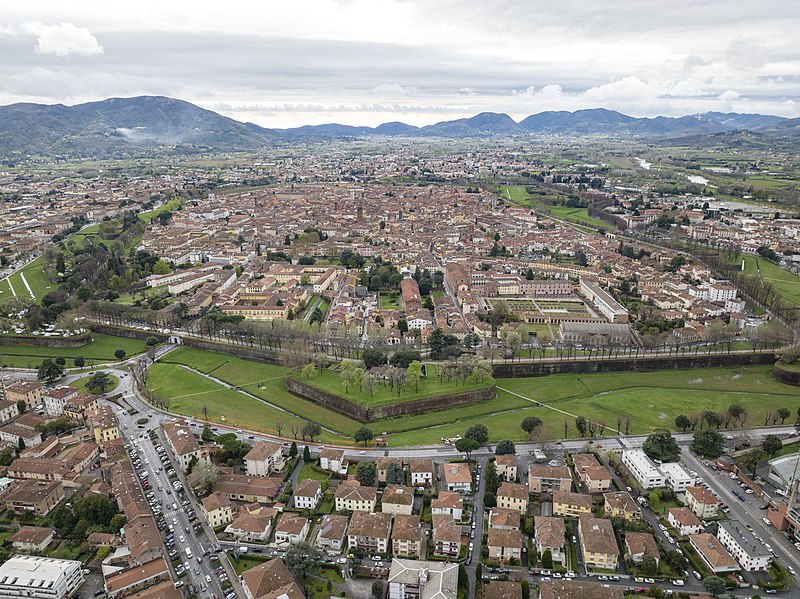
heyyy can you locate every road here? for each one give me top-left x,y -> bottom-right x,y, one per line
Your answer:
681,448 -> 800,593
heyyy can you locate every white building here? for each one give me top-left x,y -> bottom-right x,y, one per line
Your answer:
717,520 -> 772,572
0,555 -> 84,599
388,559 -> 458,599
42,387 -> 78,418
622,450 -> 665,489
660,462 -> 694,492
244,441 -> 285,477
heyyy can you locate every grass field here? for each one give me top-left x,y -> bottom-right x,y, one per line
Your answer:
296,365 -> 494,407
501,185 -> 607,229
150,347 -> 800,447
0,333 -> 148,368
72,373 -> 120,394
741,255 -> 800,307
6,255 -> 55,301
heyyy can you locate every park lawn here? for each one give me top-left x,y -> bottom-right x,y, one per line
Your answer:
297,365 -> 494,408
0,276 -> 13,299
160,346 -> 232,373
146,363 -> 349,443
7,255 -> 54,302
501,185 -> 532,205
741,255 -> 800,307
547,205 -> 608,229
227,552 -> 270,574
0,332 -> 148,368
380,293 -> 400,309
72,374 -> 120,394
139,197 -> 182,223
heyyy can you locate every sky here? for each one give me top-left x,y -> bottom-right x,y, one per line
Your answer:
0,1 -> 798,128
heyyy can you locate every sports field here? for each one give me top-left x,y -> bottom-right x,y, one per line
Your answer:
0,333 -> 148,368
145,347 -> 800,446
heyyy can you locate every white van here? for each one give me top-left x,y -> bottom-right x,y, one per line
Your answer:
185,547 -> 193,559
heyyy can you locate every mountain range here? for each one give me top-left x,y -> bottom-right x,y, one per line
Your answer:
0,95 -> 797,157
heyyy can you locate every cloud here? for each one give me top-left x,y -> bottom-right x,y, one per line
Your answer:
0,25 -> 16,38
726,36 -> 767,70
719,89 -> 740,101
24,22 -> 103,57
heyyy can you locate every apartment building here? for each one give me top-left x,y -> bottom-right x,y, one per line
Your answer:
497,482 -> 529,514
534,517 -> 566,564
528,464 -> 571,494
244,440 -> 285,476
347,511 -> 392,553
552,491 -> 592,518
717,520 -> 771,572
579,517 -> 619,570
334,481 -> 377,513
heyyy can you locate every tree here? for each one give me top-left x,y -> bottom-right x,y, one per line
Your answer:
300,363 -> 316,379
777,407 -> 791,424
740,449 -> 766,477
642,428 -> 680,462
285,542 -> 323,579
16,400 -> 26,414
146,336 -> 159,346
362,349 -> 388,369
356,461 -> 376,487
201,423 -> 214,442
114,348 -> 127,361
541,548 -> 553,569
289,441 -> 298,458
372,581 -> 384,599
406,361 -> 424,392
521,416 -> 543,436
674,415 -> 691,432
37,358 -> 64,383
484,492 -> 496,508
73,356 -> 85,369
302,422 -> 321,442
727,404 -> 746,426
55,356 -> 66,366
389,350 -> 420,369
495,440 -> 516,455
464,424 -> 489,444
0,447 -> 14,466
188,462 -> 218,496
386,462 -> 404,484
640,555 -> 658,576
303,445 -> 311,462
86,371 -> 112,394
691,430 -> 724,458
703,576 -> 727,597
575,416 -> 587,438
484,460 -> 500,494
455,437 -> 479,461
761,434 -> 783,457
354,426 -> 375,447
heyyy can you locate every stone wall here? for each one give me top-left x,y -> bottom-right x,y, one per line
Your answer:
0,332 -> 91,348
285,376 -> 496,423
89,323 -> 169,343
181,338 -> 281,365
491,352 -> 776,378
771,363 -> 800,386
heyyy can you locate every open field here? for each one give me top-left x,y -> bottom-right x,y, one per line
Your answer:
151,347 -> 800,446
72,373 -> 120,394
138,198 -> 182,223
379,293 -> 400,309
6,255 -> 54,302
501,185 -> 608,229
0,333 -> 148,368
741,255 -> 800,307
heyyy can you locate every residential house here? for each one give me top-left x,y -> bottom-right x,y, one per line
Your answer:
552,491 -> 592,518
215,474 -> 281,503
603,492 -> 641,522
689,533 -> 740,574
0,423 -> 43,448
2,480 -> 64,515
0,399 -> 20,424
9,526 -> 55,553
240,558 -> 304,599
489,508 -> 521,531
392,514 -> 423,559
42,386 -> 78,417
528,464 -> 571,494
483,581 -> 522,599
443,462 -> 472,493
3,380 -> 44,408
63,394 -> 99,425
534,517 -> 566,564
87,405 -> 120,449
495,455 -> 518,482
316,514 -> 349,553
685,486 -> 719,519
274,514 -> 309,547
432,514 -> 463,558
225,507 -> 277,543
409,459 -> 434,487
667,507 -> 703,536
377,456 -> 403,484
319,448 -> 348,475
381,485 -> 414,516
487,528 -> 523,563
431,491 -> 463,521
201,493 -> 233,529
717,520 -> 771,572
163,420 -> 209,472
579,517 -> 619,571
293,479 -> 321,510
334,480 -> 377,513
388,559 -> 458,599
347,511 -> 392,554
539,580 -> 624,599
245,441 -> 285,477
583,466 -> 613,493
497,482 -> 528,514
624,532 -> 660,566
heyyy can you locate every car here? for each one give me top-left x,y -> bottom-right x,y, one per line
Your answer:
763,517 -> 771,525
469,542 -> 474,552
541,576 -> 551,582
470,530 -> 475,539
565,572 -> 576,579
672,580 -> 685,586
788,567 -> 797,576
609,576 -> 619,581
765,590 -> 777,594
644,578 -> 655,584
634,577 -> 644,583
372,555 -> 381,561
598,576 -> 608,581
471,521 -> 476,529
376,561 -> 385,567
552,572 -> 562,578
692,571 -> 702,580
